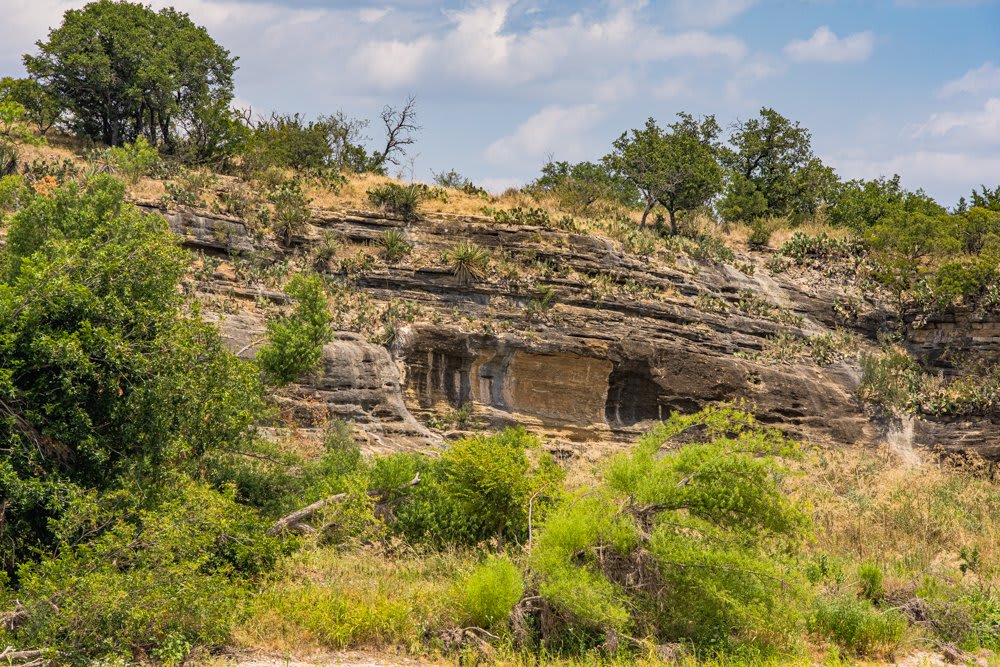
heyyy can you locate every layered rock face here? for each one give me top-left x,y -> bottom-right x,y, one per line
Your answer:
148,201 -> 1000,459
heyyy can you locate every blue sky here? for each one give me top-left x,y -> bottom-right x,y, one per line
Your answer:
2,0 -> 999,205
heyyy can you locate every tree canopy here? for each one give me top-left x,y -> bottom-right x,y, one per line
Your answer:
0,174 -> 263,570
23,0 -> 237,148
720,107 -> 836,222
604,114 -> 723,232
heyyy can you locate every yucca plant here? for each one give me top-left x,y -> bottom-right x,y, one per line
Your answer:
312,230 -> 340,270
367,183 -> 421,221
381,229 -> 413,262
444,241 -> 491,285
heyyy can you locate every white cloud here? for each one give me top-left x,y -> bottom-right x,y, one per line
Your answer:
359,7 -> 391,24
784,26 -> 874,64
671,0 -> 757,28
725,57 -> 781,101
914,97 -> 1000,144
940,62 -> 1000,97
485,104 -> 603,165
653,75 -> 691,99
348,2 -> 746,92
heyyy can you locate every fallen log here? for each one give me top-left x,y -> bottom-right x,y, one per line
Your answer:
268,472 -> 420,536
0,647 -> 49,667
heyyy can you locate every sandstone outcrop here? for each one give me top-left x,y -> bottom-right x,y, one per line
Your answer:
155,204 -> 999,459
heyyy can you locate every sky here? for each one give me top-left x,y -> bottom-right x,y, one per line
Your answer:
1,0 -> 999,205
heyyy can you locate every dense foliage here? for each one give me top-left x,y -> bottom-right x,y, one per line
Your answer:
604,114 -> 723,231
0,175 -> 265,572
24,0 -> 237,149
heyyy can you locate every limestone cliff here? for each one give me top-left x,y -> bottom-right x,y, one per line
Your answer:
143,201 -> 1000,460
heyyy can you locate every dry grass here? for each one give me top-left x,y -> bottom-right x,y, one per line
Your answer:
304,172 -> 600,221
795,445 -> 1000,583
769,220 -> 855,248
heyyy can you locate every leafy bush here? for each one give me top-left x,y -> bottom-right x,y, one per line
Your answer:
0,173 -> 28,213
810,594 -> 907,658
929,259 -> 997,311
747,219 -> 772,247
367,183 -> 421,221
381,229 -> 413,262
269,177 -> 311,245
3,480 -> 283,663
857,562 -> 884,602
530,159 -> 637,213
858,348 -> 923,412
530,406 -> 809,650
242,112 -> 377,174
104,137 -> 161,185
256,273 -> 333,386
372,429 -> 563,547
461,556 -> 524,629
444,241 -> 490,285
0,175 -> 265,567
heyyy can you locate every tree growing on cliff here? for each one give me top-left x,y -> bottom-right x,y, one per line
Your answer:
604,114 -> 723,232
256,273 -> 334,386
23,0 -> 237,149
530,159 -> 638,213
0,77 -> 61,135
719,107 -> 836,222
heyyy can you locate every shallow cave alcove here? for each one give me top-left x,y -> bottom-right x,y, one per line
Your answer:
604,361 -> 664,426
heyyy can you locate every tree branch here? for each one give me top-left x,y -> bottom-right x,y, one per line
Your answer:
268,472 -> 420,536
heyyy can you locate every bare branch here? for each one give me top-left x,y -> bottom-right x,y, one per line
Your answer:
268,472 -> 420,536
377,96 -> 420,168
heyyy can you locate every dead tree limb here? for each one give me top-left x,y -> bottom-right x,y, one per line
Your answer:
377,96 -> 420,168
268,472 -> 420,536
0,647 -> 49,667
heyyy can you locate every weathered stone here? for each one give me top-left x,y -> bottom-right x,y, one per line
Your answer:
158,205 -> 1000,459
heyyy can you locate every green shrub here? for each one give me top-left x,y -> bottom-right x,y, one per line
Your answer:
929,259 -> 997,311
381,228 -> 413,262
857,348 -> 922,412
270,177 -> 311,245
367,183 -> 421,221
0,173 -> 28,213
747,219 -> 772,247
531,406 -> 809,650
0,175 -> 265,566
810,594 -> 907,658
461,556 -> 524,629
857,562 -> 884,602
256,273 -> 333,386
104,137 -> 161,185
376,429 -> 563,547
2,480 -> 283,663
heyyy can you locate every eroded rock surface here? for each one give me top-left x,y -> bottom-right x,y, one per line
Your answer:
160,204 -> 1000,458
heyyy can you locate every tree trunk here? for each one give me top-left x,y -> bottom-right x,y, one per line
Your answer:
668,208 -> 678,236
640,199 -> 655,228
